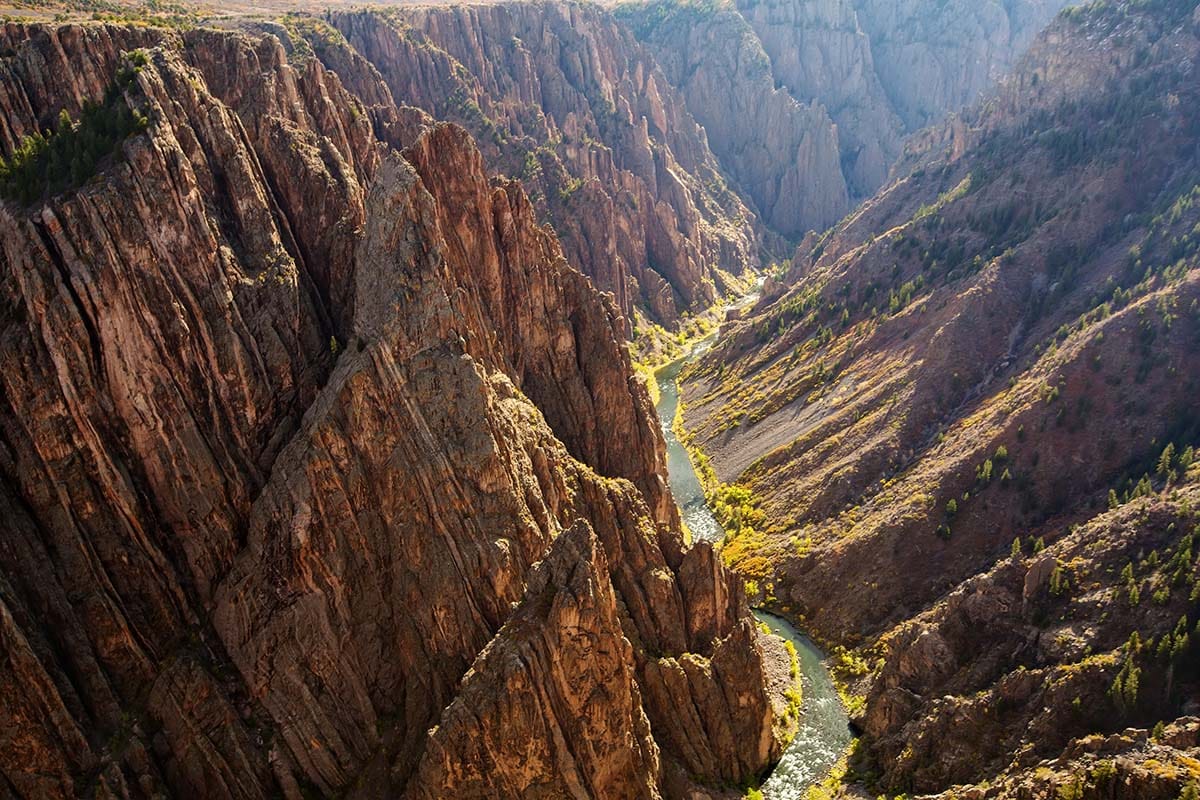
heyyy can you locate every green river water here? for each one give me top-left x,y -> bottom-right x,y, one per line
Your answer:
652,304 -> 852,798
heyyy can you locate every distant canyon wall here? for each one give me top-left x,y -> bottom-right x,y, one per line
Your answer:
615,0 -> 1073,239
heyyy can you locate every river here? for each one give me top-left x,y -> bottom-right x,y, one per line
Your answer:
652,297 -> 853,798
654,342 -> 725,544
751,612 -> 854,799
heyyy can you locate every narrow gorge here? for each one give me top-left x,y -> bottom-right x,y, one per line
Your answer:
2,0 -> 1197,799
651,287 -> 852,799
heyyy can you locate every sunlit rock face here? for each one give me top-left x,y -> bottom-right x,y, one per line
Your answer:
0,21 -> 783,799
616,0 -> 851,240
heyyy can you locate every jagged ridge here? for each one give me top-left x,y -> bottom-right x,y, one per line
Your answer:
0,21 -> 783,799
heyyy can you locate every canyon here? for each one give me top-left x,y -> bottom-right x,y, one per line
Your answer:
3,0 -> 1197,798
682,0 -> 1200,796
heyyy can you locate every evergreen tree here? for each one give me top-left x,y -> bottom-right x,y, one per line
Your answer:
1159,443 -> 1177,478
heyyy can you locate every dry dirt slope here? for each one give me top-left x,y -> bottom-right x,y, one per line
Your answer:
680,0 -> 1200,795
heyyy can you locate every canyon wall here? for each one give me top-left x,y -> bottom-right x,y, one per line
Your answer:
0,21 -> 781,798
616,0 -> 849,240
322,5 -> 761,329
615,0 -> 1072,240
680,0 -> 1200,795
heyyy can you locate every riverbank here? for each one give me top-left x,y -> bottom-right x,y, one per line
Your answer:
630,270 -> 762,372
650,288 -> 853,798
753,612 -> 854,800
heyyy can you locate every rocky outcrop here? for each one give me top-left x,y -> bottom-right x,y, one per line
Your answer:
323,5 -> 760,328
0,21 -> 781,799
863,478 -> 1200,794
405,520 -> 664,800
978,719 -> 1200,800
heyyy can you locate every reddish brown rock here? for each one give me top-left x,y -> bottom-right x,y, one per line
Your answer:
325,5 -> 760,327
0,21 -> 780,799
405,521 -> 664,800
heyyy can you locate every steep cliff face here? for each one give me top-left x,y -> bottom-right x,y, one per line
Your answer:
321,5 -> 760,329
404,520 -> 665,800
678,0 -> 1200,795
616,0 -> 850,240
854,0 -> 1071,132
0,21 -> 782,799
732,0 -> 903,199
614,0 -> 1072,237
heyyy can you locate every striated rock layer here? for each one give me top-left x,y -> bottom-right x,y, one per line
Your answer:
0,21 -> 783,799
321,4 -> 762,328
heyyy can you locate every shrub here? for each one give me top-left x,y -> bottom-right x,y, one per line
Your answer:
1056,777 -> 1084,800
1050,563 -> 1071,596
1090,760 -> 1117,785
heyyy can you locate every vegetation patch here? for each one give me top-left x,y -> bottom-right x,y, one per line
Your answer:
0,54 -> 149,205
614,0 -> 729,39
679,428 -> 773,581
